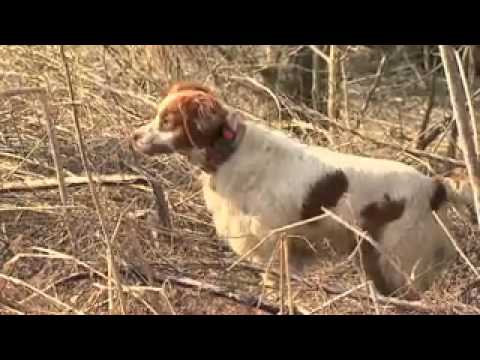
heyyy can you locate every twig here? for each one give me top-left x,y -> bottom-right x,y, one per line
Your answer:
0,152 -> 74,177
2,135 -> 47,181
401,46 -> 428,89
257,240 -> 282,308
308,45 -> 331,65
40,87 -> 67,206
416,72 -> 438,150
107,200 -> 138,315
0,87 -> 45,97
148,176 -> 173,249
227,213 -> 330,272
0,273 -> 84,315
279,237 -> 285,314
18,272 -> 92,306
0,296 -> 27,314
230,75 -> 282,120
0,86 -> 75,188
127,148 -> 174,250
0,205 -> 79,213
360,54 -> 388,117
320,207 -> 417,297
133,269 -> 283,315
60,45 -> 124,315
40,83 -> 78,257
368,281 -> 380,315
94,284 -> 177,315
416,125 -> 445,152
232,257 -> 315,289
310,282 -> 368,314
432,211 -> 480,279
282,235 -> 294,315
319,283 -> 435,313
375,294 -> 434,313
459,279 -> 480,303
298,109 -> 467,168
129,290 -> 160,315
5,247 -> 107,280
356,233 -> 379,314
0,174 -> 146,193
74,63 -> 158,109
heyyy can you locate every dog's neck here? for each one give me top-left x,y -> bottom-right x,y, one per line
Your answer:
203,119 -> 307,194
202,115 -> 247,173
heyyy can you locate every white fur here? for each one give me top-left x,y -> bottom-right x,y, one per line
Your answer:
201,120 -> 460,296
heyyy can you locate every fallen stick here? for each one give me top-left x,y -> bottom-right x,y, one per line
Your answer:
0,272 -> 84,315
121,263 -> 298,315
319,283 -> 435,314
125,156 -> 172,230
150,272 -> 283,315
0,174 -> 147,193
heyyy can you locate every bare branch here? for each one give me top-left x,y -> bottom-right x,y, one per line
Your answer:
327,45 -> 342,121
440,45 -> 480,224
60,45 -> 125,315
360,54 -> 388,117
309,45 -> 331,65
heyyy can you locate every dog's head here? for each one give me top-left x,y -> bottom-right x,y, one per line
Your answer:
133,82 -> 238,154
132,82 -> 244,171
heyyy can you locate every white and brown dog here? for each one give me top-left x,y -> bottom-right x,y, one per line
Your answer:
132,82 -> 471,299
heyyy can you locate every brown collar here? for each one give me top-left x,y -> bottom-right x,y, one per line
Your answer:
203,122 -> 246,173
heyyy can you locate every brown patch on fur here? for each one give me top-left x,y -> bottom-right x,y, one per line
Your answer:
430,180 -> 447,211
360,194 -> 406,239
359,194 -> 406,296
301,170 -> 349,220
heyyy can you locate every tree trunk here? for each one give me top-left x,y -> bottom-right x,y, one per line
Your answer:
310,45 -> 329,117
327,45 -> 342,121
440,45 -> 480,224
446,119 -> 459,164
312,48 -> 322,113
265,45 -> 280,64
293,46 -> 315,108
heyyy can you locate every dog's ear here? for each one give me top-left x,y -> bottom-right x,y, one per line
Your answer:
176,92 -> 227,147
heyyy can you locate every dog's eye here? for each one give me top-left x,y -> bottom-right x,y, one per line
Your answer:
162,114 -> 175,129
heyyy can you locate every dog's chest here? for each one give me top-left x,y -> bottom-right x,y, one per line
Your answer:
201,167 -> 311,235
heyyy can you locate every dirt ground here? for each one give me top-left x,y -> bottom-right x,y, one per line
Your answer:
0,45 -> 479,315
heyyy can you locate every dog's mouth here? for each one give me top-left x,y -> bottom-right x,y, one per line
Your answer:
131,136 -> 151,154
131,137 -> 174,156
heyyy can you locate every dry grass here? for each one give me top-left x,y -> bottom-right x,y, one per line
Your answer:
0,45 -> 479,315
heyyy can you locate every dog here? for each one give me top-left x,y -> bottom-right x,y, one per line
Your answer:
132,81 -> 472,299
